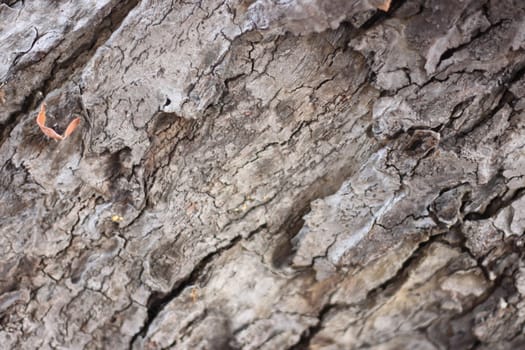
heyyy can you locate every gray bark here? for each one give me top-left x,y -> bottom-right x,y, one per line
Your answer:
1,0 -> 525,349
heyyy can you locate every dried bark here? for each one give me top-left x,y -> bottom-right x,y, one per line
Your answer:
1,0 -> 525,349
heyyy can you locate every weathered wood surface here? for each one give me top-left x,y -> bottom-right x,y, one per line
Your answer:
1,0 -> 525,349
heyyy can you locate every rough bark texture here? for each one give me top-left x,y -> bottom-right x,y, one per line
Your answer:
1,0 -> 525,349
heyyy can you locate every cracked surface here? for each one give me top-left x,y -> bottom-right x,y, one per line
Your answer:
1,0 -> 525,349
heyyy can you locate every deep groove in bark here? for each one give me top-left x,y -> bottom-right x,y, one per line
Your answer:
129,225 -> 268,348
288,303 -> 336,350
42,0 -> 140,95
128,238 -> 243,349
0,0 -> 139,148
3,1 -> 525,349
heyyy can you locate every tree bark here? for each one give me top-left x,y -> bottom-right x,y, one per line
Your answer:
1,0 -> 525,349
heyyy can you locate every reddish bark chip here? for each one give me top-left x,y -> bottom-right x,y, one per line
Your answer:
36,102 -> 81,141
377,0 -> 391,12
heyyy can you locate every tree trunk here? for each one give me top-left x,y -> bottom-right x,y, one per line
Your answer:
1,0 -> 525,349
